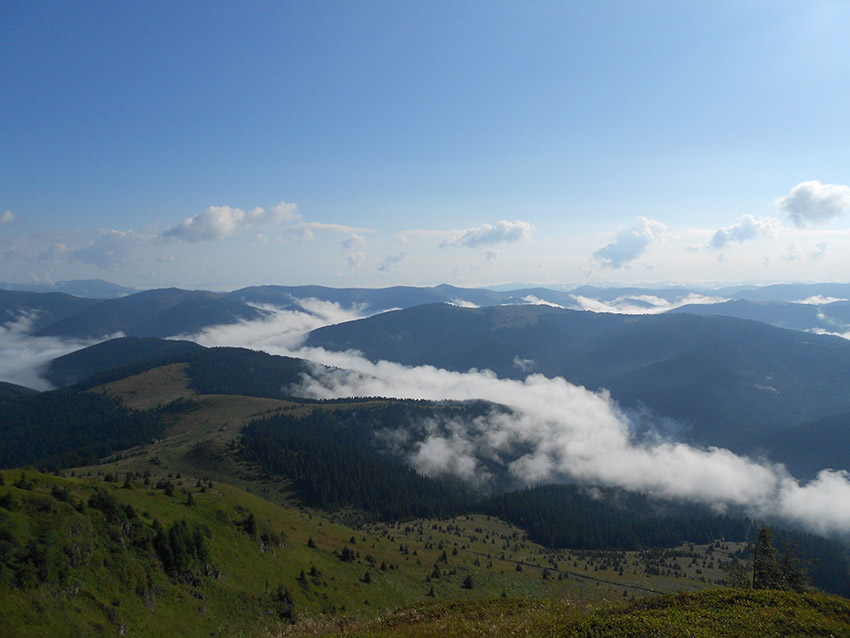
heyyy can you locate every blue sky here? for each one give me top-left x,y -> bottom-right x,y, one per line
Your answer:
2,1 -> 849,290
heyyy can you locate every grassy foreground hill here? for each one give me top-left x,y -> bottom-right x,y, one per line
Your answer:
316,589 -> 850,637
0,468 -> 759,637
4,358 -> 850,636
8,469 -> 848,638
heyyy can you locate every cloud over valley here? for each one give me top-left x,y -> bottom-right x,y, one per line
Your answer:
173,306 -> 850,537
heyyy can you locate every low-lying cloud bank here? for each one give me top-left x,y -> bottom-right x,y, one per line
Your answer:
568,293 -> 725,315
7,297 -> 850,537
0,314 -> 114,391
178,307 -> 850,537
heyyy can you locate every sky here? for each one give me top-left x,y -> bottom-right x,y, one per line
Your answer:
3,1 -> 850,291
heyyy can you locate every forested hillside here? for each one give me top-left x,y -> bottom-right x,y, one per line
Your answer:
0,388 -> 170,470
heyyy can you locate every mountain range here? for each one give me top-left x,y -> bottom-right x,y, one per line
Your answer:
4,280 -> 850,340
3,281 -> 850,479
4,282 -> 850,634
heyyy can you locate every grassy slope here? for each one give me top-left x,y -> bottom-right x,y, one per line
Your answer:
313,589 -> 850,638
1,469 -> 762,638
4,363 -> 849,636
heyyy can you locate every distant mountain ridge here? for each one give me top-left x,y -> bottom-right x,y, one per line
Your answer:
0,278 -> 137,298
305,303 -> 850,457
46,336 -> 322,401
31,288 -> 271,339
4,281 -> 850,341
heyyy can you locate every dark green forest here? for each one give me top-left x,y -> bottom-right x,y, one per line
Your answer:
0,389 -> 167,470
240,415 -> 467,520
239,408 -> 850,596
478,484 -> 754,550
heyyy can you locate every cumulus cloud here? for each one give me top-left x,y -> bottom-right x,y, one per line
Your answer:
440,220 -> 533,248
709,215 -> 781,250
593,217 -> 666,269
164,206 -> 252,242
163,202 -> 301,242
485,248 -> 499,264
1,210 -> 14,225
777,180 -> 850,227
161,201 -> 372,244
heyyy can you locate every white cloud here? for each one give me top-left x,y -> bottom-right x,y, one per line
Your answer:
0,314 -> 120,390
171,298 -> 370,350
164,202 -> 302,242
161,311 -> 850,534
521,295 -> 564,308
709,215 -> 781,250
72,229 -> 152,268
291,350 -> 850,533
794,295 -> 847,305
440,220 -> 533,248
593,217 -> 666,268
448,298 -> 479,308
340,233 -> 367,251
303,221 -> 371,235
378,252 -> 406,274
570,293 -> 725,315
809,242 -> 827,261
163,201 -> 306,242
263,201 -> 301,225
164,205 -> 251,242
1,210 -> 14,225
781,241 -> 828,263
39,243 -> 68,264
161,201 -> 372,245
777,180 -> 850,227
344,251 -> 366,274
780,243 -> 803,262
485,248 -> 499,264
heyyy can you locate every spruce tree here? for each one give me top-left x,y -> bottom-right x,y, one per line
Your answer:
752,526 -> 783,590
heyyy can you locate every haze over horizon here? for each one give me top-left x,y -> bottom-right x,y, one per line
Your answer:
3,2 -> 849,290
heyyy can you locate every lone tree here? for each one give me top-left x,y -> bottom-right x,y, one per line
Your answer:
752,526 -> 783,590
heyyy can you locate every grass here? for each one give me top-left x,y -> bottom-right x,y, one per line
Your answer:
3,364 -> 849,636
292,589 -> 850,638
0,467 -> 758,637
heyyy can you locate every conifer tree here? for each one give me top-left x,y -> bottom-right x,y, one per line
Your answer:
752,526 -> 782,590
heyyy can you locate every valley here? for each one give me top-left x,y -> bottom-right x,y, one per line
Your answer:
3,282 -> 850,635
